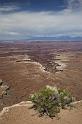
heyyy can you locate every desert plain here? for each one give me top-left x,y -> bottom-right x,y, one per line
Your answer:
0,41 -> 82,111
0,41 -> 82,124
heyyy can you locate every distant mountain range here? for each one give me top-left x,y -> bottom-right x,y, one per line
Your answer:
0,36 -> 82,42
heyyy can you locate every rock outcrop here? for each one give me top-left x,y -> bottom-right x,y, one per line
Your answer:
0,79 -> 10,99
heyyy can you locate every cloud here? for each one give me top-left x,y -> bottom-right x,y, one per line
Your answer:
0,1 -> 82,40
0,6 -> 20,13
67,0 -> 82,11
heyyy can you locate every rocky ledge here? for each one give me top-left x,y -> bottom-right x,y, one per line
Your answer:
0,100 -> 82,124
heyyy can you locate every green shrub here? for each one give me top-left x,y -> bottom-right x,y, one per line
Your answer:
30,85 -> 75,118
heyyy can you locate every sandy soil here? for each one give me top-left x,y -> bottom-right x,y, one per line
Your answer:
0,101 -> 82,124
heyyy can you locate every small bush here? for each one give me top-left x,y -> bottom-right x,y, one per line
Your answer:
30,85 -> 75,118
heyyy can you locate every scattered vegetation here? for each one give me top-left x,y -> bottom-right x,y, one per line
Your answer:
30,85 -> 75,118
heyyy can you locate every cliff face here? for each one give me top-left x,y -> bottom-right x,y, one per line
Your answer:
0,101 -> 82,124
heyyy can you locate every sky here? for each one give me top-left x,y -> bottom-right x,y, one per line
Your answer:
0,0 -> 82,41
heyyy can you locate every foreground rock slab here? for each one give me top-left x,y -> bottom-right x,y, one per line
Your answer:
0,101 -> 82,124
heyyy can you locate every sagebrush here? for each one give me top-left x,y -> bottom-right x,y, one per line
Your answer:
30,85 -> 75,118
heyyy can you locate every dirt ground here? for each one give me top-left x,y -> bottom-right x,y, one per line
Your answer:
0,41 -> 82,110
